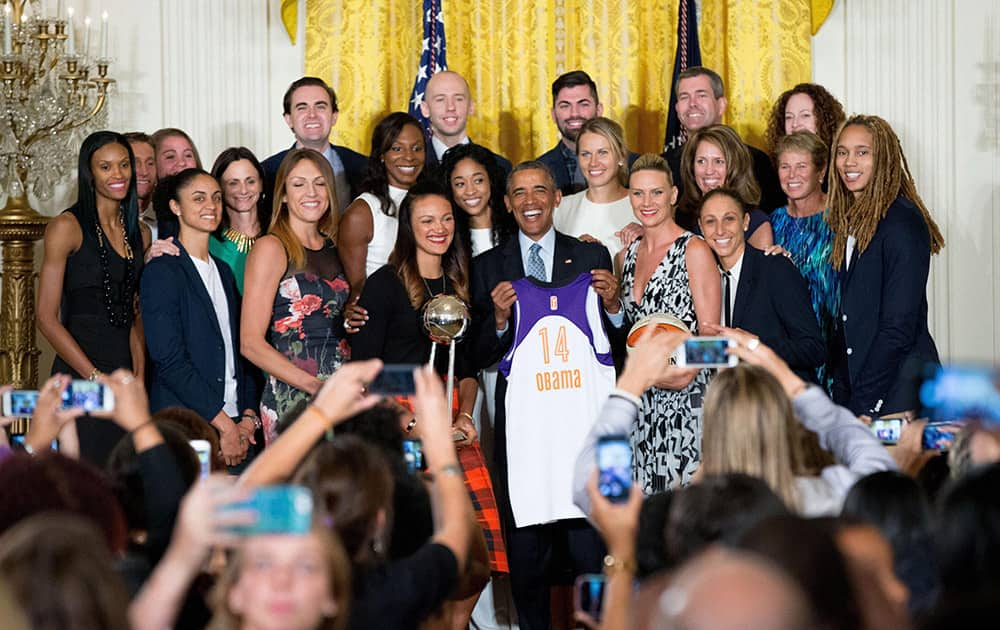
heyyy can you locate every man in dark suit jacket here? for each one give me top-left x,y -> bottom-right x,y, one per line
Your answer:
700,189 -> 824,381
662,66 -> 783,213
261,77 -> 367,213
141,240 -> 258,469
419,70 -> 512,179
470,161 -> 625,630
536,69 -> 638,196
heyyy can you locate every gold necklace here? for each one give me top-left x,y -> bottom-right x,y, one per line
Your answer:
223,227 -> 256,254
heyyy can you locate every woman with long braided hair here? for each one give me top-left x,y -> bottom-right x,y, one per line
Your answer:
827,115 -> 945,416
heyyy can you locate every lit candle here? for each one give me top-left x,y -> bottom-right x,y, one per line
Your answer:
100,11 -> 107,58
83,16 -> 90,56
3,5 -> 11,56
66,7 -> 75,55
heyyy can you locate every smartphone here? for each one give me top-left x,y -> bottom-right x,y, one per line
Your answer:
1,390 -> 40,417
402,439 -> 424,475
922,423 -> 958,451
870,417 -> 903,445
190,440 -> 211,479
574,573 -> 606,622
674,337 -> 738,368
368,364 -> 419,396
224,485 -> 314,536
597,435 -> 632,504
11,434 -> 58,452
62,380 -> 114,413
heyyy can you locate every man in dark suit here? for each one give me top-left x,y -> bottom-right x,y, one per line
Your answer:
261,77 -> 367,213
699,188 -> 825,381
662,66 -> 784,213
470,161 -> 625,629
419,70 -> 512,179
140,172 -> 259,469
536,70 -> 638,196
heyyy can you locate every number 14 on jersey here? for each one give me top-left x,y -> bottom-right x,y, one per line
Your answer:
538,325 -> 570,364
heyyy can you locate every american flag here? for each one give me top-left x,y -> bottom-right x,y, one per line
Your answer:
663,0 -> 702,152
408,0 -> 448,134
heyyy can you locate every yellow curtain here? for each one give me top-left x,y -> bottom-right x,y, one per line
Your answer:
302,0 -> 817,162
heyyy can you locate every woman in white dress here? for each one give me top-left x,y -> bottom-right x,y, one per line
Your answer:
553,117 -> 635,262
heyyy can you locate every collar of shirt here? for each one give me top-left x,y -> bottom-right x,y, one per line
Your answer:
432,134 -> 470,161
519,227 -> 557,282
721,250 -> 746,321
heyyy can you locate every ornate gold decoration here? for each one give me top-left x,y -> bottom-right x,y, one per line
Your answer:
223,227 -> 256,254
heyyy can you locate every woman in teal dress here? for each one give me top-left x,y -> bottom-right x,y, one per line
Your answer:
209,147 -> 270,293
770,131 -> 839,383
241,149 -> 351,445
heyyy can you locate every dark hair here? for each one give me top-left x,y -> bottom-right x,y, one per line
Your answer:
737,515 -> 862,630
935,462 -> 1000,600
551,70 -> 599,106
439,143 -> 515,250
76,130 -> 143,263
843,471 -> 933,552
152,406 -> 225,471
506,160 -> 558,196
675,66 -> 725,99
635,491 -> 673,579
389,179 -> 470,309
335,402 -> 405,457
665,473 -> 791,567
210,146 -> 270,236
0,514 -> 130,630
293,436 -> 394,567
0,453 -> 127,553
160,167 -> 214,208
679,125 -> 760,225
699,186 -> 750,218
765,83 -> 846,153
123,131 -> 153,147
360,112 -> 425,216
283,76 -> 339,115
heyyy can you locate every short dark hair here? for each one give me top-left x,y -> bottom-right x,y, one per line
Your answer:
675,66 -> 725,99
123,131 -> 152,147
506,160 -> 557,196
551,70 -> 599,106
699,186 -> 749,218
283,76 -> 339,115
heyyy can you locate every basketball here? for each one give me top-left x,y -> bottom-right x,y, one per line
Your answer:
626,313 -> 690,353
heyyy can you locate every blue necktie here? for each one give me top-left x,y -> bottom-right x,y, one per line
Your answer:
526,243 -> 546,281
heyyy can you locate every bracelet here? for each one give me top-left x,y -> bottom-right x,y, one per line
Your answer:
130,420 -> 155,434
404,417 -> 417,433
602,554 -> 636,576
241,412 -> 262,431
457,411 -> 475,424
88,368 -> 102,381
436,463 -> 463,478
304,405 -> 334,427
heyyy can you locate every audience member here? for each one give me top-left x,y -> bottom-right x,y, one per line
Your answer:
125,131 -> 159,239
828,115 -> 945,416
699,188 -> 825,379
948,421 -> 1000,479
209,147 -> 271,293
662,66 -> 783,212
241,149 -> 351,444
618,154 -> 719,492
678,124 -> 774,247
765,82 -> 846,156
553,117 -> 636,260
36,130 -> 149,467
262,76 -> 367,213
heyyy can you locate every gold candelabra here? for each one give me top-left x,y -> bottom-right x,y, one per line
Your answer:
1,0 -> 114,388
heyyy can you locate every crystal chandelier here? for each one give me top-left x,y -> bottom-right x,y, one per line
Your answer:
0,0 -> 114,205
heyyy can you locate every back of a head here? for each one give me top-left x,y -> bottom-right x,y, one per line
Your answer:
736,515 -> 861,630
293,435 -> 394,566
0,452 -> 126,553
655,548 -> 812,630
665,473 -> 791,567
935,462 -> 1000,600
636,491 -> 674,579
153,406 -> 225,471
0,513 -> 129,630
842,471 -> 932,552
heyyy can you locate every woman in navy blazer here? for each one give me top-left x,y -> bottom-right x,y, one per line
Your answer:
140,168 -> 259,467
827,116 -> 945,416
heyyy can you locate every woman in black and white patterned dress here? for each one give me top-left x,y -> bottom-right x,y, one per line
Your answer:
617,154 -> 721,492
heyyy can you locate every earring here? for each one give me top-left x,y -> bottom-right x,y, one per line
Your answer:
618,161 -> 624,166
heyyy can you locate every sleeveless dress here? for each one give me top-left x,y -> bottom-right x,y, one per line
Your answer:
620,232 -> 710,493
259,240 -> 351,444
52,205 -> 142,466
357,185 -> 407,277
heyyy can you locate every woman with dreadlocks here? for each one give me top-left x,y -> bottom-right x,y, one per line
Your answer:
827,115 -> 945,417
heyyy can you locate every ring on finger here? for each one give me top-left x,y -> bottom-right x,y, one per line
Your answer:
747,338 -> 761,351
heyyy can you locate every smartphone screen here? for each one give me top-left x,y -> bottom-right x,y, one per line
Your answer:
402,439 -> 424,475
189,440 -> 211,479
922,423 -> 958,451
368,365 -> 419,397
597,435 -> 631,504
224,485 -> 314,536
11,434 -> 58,452
678,337 -> 737,368
2,390 -> 39,417
574,573 -> 606,622
870,417 -> 902,445
62,380 -> 113,412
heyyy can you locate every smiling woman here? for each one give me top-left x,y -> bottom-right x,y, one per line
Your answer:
209,147 -> 270,294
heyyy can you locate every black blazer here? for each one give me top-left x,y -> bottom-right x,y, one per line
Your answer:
261,142 -> 368,204
140,242 -> 257,421
730,246 -> 825,381
832,196 -> 939,416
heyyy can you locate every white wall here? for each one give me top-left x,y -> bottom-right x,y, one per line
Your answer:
813,0 -> 1000,364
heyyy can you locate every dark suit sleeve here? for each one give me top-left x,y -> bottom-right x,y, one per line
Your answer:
751,146 -> 784,214
140,260 -> 225,421
349,266 -> 396,361
850,212 -> 931,412
470,251 -> 512,369
767,256 -> 826,372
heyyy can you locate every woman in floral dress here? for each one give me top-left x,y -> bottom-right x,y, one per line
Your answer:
241,149 -> 351,444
